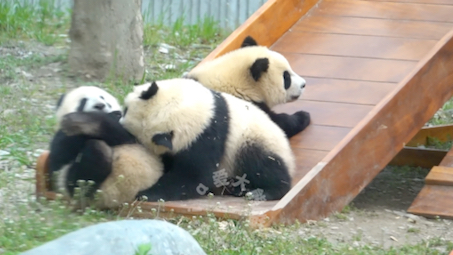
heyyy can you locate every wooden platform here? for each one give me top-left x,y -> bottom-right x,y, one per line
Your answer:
408,146 -> 453,219
35,0 -> 453,227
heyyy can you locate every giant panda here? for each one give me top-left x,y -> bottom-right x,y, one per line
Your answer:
49,86 -> 163,209
184,36 -> 310,138
116,78 -> 295,202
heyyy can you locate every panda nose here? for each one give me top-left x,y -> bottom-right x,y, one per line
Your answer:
94,103 -> 105,110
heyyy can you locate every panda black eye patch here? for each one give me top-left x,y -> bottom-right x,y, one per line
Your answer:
76,98 -> 88,112
283,71 -> 291,90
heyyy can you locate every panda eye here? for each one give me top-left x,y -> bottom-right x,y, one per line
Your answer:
100,96 -> 104,99
283,71 -> 291,90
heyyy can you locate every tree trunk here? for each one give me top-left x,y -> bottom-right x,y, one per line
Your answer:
68,0 -> 144,82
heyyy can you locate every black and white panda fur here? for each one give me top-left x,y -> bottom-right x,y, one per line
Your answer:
117,78 -> 295,202
184,36 -> 310,138
49,86 -> 163,209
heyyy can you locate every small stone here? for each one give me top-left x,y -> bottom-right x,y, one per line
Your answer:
21,70 -> 33,80
164,64 -> 176,70
3,109 -> 15,118
20,219 -> 207,255
0,150 -> 10,156
390,236 -> 398,242
159,46 -> 169,54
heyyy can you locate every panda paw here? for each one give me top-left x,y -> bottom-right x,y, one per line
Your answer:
293,110 -> 311,131
60,112 -> 100,136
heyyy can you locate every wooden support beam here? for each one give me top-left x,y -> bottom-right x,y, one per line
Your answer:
388,124 -> 453,168
406,124 -> 453,147
389,147 -> 447,168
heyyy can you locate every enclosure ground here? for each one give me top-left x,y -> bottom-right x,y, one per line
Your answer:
1,31 -> 453,255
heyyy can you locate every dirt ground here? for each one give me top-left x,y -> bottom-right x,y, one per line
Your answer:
297,166 -> 453,251
1,42 -> 452,252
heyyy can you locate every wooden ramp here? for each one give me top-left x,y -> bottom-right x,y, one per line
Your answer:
35,0 -> 453,227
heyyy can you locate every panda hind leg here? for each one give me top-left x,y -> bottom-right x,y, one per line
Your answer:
229,144 -> 292,201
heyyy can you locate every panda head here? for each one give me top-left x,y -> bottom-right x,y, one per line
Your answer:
185,36 -> 306,108
120,79 -> 215,155
55,86 -> 122,126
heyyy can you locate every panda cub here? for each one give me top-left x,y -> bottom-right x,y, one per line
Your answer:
49,86 -> 163,209
118,78 -> 295,201
185,36 -> 310,138
49,86 -> 123,180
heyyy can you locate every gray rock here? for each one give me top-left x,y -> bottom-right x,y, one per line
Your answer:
21,219 -> 206,255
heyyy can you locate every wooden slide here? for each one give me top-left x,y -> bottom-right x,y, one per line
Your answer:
35,0 -> 453,227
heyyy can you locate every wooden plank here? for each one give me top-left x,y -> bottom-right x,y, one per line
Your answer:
281,53 -> 417,82
440,148 -> 453,166
291,148 -> 328,185
301,78 -> 396,105
197,0 -> 320,66
363,0 -> 453,5
266,29 -> 453,226
440,154 -> 453,167
406,124 -> 453,147
273,32 -> 437,61
292,15 -> 453,39
316,0 -> 453,23
407,185 -> 453,219
36,151 -> 50,198
289,125 -> 352,151
273,101 -> 373,128
425,166 -> 453,186
389,147 -> 446,168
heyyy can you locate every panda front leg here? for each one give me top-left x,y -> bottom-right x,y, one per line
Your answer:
270,110 -> 311,138
253,101 -> 310,138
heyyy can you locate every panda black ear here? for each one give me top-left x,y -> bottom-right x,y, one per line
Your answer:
152,131 -> 174,150
56,93 -> 65,110
250,58 -> 269,81
139,81 -> 159,100
241,36 -> 258,48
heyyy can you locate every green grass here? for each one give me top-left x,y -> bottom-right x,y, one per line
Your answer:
1,2 -> 453,255
428,98 -> 453,126
0,0 -> 69,45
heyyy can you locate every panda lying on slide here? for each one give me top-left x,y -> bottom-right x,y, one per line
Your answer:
60,78 -> 295,204
185,36 -> 310,138
49,86 -> 163,209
